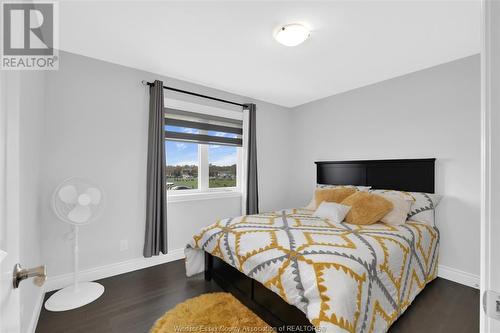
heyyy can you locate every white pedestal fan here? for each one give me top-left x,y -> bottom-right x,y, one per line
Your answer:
45,178 -> 105,312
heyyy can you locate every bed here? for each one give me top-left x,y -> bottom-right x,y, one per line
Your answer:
185,159 -> 439,333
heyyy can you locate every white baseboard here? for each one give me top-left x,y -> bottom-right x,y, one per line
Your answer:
438,264 -> 480,289
28,288 -> 45,333
44,248 -> 185,292
44,252 -> 478,292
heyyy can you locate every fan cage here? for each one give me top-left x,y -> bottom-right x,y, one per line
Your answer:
52,177 -> 104,226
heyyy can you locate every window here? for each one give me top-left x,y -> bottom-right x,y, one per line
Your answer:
165,107 -> 242,193
166,140 -> 199,191
209,144 -> 237,188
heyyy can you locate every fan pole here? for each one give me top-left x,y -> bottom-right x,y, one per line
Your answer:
73,225 -> 79,291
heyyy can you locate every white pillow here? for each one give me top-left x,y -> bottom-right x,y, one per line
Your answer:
317,184 -> 372,191
313,202 -> 351,223
305,184 -> 371,210
370,189 -> 442,226
378,192 -> 413,225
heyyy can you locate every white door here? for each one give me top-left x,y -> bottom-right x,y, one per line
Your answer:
0,71 -> 22,332
481,0 -> 500,331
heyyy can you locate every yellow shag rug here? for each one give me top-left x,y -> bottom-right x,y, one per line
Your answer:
150,292 -> 274,333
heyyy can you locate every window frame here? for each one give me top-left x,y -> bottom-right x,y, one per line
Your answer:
165,98 -> 243,198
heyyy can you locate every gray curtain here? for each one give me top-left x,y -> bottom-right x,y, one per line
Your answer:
245,103 -> 259,215
144,80 -> 168,257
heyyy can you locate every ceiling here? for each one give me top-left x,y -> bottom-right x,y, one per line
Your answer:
59,1 -> 480,107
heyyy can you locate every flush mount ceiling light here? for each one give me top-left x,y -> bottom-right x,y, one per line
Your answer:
274,23 -> 310,47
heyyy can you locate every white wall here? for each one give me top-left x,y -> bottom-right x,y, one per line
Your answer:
41,52 -> 291,277
288,55 -> 481,277
18,71 -> 45,332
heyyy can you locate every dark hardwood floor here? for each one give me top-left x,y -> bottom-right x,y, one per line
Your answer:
36,259 -> 479,333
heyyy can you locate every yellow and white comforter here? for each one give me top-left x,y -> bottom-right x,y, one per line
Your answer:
185,208 -> 439,333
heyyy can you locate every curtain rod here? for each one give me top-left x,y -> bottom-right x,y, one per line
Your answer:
141,80 -> 246,108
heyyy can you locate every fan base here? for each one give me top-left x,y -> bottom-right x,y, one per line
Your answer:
44,282 -> 105,312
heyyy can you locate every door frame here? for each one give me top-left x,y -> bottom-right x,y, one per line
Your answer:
480,0 -> 498,331
0,71 -> 22,333
480,1 -> 489,331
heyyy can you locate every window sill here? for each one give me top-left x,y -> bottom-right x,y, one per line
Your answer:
167,190 -> 242,203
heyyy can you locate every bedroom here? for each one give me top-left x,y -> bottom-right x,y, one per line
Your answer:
1,1 -> 499,332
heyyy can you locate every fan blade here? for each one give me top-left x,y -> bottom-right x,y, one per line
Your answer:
58,185 -> 77,204
68,205 -> 91,224
86,187 -> 102,205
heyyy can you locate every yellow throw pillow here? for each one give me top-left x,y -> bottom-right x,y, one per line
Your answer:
341,192 -> 393,225
314,188 -> 357,209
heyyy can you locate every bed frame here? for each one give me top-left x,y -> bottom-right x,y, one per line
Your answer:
204,158 -> 435,330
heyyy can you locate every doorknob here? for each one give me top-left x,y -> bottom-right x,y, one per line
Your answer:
13,263 -> 46,289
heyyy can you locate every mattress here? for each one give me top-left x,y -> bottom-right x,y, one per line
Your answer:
185,208 -> 439,333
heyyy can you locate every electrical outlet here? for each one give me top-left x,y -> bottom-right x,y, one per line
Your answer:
120,240 -> 128,252
483,290 -> 500,320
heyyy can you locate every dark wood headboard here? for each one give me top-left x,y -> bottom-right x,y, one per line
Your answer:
315,158 -> 435,193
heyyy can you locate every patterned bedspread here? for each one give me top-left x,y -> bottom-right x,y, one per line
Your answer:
185,208 -> 439,333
